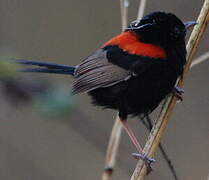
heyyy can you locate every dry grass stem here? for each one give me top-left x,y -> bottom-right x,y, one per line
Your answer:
191,51 -> 209,68
120,0 -> 129,30
131,0 -> 209,179
137,0 -> 147,21
101,1 -> 129,180
102,116 -> 123,180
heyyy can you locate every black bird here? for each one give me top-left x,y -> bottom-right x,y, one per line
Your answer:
16,11 -> 196,166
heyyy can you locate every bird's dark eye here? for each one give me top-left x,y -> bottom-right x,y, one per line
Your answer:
170,27 -> 184,38
173,27 -> 181,35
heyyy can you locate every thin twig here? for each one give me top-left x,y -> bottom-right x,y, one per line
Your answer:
191,51 -> 209,68
143,116 -> 179,180
101,1 -> 129,180
137,0 -> 147,21
102,116 -> 123,180
131,0 -> 209,179
120,0 -> 129,30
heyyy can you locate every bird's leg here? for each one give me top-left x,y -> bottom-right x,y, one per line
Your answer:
120,118 -> 143,152
173,86 -> 184,101
119,112 -> 155,171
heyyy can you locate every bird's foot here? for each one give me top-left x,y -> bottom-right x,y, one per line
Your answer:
132,152 -> 156,174
173,86 -> 184,102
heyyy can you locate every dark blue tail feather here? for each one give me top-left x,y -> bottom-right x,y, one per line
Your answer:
16,59 -> 75,76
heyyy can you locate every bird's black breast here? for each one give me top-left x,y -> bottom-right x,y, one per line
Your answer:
88,45 -> 182,117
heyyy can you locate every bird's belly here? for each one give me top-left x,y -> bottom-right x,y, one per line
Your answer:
124,76 -> 176,116
88,71 -> 177,117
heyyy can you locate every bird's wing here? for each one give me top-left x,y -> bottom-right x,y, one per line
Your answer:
72,49 -> 132,94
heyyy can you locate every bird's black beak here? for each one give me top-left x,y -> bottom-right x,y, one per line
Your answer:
184,21 -> 197,30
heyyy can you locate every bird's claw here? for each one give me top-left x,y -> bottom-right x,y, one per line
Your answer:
173,86 -> 184,102
132,153 -> 156,174
132,152 -> 156,163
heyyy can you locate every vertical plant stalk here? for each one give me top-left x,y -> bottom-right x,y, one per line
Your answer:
120,0 -> 129,30
137,0 -> 147,21
101,1 -> 129,179
131,0 -> 209,180
102,116 -> 123,180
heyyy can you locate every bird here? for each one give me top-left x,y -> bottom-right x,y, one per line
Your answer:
16,11 -> 196,167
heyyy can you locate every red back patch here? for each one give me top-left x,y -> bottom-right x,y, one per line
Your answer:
103,31 -> 166,59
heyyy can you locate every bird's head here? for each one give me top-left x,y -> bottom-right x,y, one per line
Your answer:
126,12 -> 196,48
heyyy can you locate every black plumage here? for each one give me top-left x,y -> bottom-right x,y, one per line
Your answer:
72,12 -> 188,118
16,11 -> 196,166
87,45 -> 181,117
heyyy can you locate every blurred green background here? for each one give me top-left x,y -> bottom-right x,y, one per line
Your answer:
0,0 -> 208,180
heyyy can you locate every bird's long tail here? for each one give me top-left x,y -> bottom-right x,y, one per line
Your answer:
16,59 -> 75,75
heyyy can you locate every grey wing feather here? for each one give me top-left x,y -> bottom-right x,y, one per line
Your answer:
72,49 -> 131,94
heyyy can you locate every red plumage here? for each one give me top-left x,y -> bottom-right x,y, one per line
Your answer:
103,31 -> 166,59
